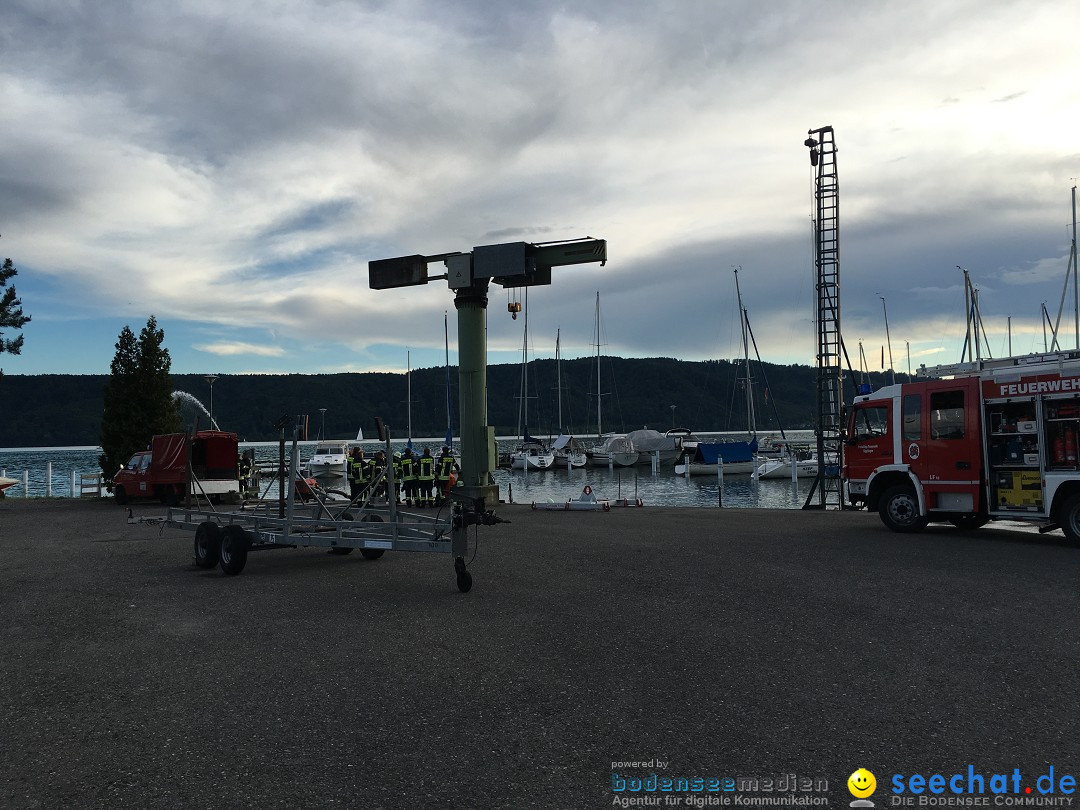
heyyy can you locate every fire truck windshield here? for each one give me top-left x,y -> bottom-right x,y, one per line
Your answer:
853,405 -> 890,440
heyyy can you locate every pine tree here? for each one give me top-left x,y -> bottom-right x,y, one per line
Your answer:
1,257 -> 32,381
99,316 -> 182,480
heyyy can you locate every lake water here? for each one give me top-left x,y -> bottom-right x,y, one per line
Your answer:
0,432 -> 818,509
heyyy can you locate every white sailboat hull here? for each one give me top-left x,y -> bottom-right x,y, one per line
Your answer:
674,459 -> 758,476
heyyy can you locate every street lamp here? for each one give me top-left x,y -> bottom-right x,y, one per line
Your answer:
205,375 -> 218,428
319,408 -> 327,441
670,404 -> 676,430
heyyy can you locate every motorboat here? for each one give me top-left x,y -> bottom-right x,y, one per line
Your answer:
752,451 -> 822,480
511,440 -> 555,471
306,442 -> 350,484
586,434 -> 639,467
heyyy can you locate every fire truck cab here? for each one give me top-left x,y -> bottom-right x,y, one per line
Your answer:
843,351 -> 1080,541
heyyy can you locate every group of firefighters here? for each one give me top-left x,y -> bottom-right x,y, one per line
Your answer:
346,445 -> 459,507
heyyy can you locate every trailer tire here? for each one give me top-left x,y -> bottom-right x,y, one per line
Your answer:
114,486 -> 128,505
1059,493 -> 1080,544
879,485 -> 928,533
194,522 -> 221,569
219,525 -> 250,575
329,512 -> 356,554
358,514 -> 385,560
456,570 -> 473,593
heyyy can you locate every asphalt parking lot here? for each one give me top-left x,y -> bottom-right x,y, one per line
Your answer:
2,499 -> 1078,809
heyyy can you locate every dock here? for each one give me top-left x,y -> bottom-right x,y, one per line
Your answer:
1,499 -> 1078,807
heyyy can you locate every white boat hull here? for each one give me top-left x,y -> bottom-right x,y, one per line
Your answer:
554,451 -> 587,469
587,451 -> 639,467
753,458 -> 820,479
674,459 -> 758,476
511,449 -> 555,470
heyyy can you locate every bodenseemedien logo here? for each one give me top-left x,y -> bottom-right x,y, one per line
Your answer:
849,768 -> 877,808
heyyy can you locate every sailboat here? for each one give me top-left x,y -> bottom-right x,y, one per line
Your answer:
510,291 -> 555,471
585,292 -> 639,467
676,269 -> 760,476
551,328 -> 588,468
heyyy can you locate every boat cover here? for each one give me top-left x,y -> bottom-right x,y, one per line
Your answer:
693,439 -> 759,465
625,428 -> 678,453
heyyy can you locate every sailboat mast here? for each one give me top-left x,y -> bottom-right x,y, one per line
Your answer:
407,349 -> 413,444
595,291 -> 602,438
734,268 -> 755,436
556,328 -> 563,434
523,287 -> 530,437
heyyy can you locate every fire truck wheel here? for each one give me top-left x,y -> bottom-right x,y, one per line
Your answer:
948,515 -> 989,530
113,486 -> 128,505
219,525 -> 250,575
193,522 -> 221,569
1058,493 -> 1080,544
879,485 -> 928,533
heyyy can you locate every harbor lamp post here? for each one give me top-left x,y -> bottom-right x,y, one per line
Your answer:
205,375 -> 218,428
670,404 -> 676,430
320,408 -> 327,440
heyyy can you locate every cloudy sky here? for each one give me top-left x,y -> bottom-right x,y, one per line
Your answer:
2,0 -> 1078,382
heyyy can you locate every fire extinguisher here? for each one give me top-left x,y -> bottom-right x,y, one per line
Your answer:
1054,432 -> 1066,465
1066,426 -> 1077,466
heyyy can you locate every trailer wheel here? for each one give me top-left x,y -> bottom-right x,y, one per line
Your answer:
219,525 -> 250,575
114,486 -> 128,505
948,514 -> 989,530
456,569 -> 473,592
194,522 -> 221,569
329,512 -> 356,555
1059,493 -> 1080,544
454,556 -> 473,593
359,514 -> 385,560
879,485 -> 928,533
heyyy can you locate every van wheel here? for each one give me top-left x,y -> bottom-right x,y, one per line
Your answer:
1058,493 -> 1080,544
879,485 -> 928,533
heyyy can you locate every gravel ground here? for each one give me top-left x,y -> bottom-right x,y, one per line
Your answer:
2,498 -> 1079,809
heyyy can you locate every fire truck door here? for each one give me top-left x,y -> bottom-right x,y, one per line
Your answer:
909,383 -> 981,513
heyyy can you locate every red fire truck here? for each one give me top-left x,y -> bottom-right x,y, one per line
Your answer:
844,351 -> 1080,541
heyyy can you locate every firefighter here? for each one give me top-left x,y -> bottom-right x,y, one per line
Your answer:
417,447 -> 436,507
370,450 -> 387,502
435,445 -> 460,505
348,447 -> 366,501
400,447 -> 417,507
391,450 -> 403,504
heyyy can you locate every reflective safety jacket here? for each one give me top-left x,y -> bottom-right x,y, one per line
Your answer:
418,456 -> 435,481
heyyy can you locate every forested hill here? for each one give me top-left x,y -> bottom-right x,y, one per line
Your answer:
0,357 -> 887,448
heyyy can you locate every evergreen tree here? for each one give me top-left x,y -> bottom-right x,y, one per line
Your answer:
99,316 -> 182,480
0,257 -> 32,381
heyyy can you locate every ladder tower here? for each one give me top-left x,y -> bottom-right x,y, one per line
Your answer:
803,126 -> 845,510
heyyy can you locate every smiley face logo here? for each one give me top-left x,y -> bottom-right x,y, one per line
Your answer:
848,768 -> 876,798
